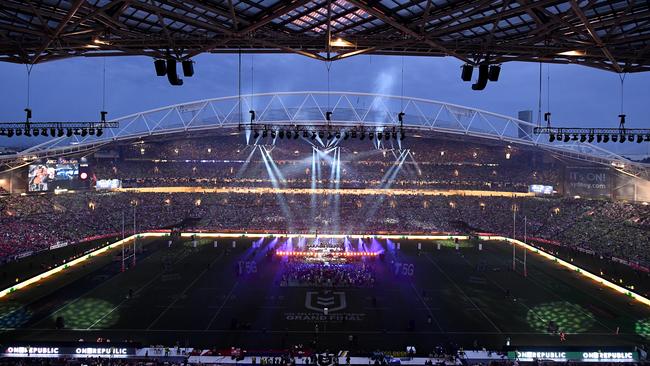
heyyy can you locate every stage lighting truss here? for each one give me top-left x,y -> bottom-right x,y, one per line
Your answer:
0,121 -> 119,138
534,127 -> 650,144
240,123 -> 406,140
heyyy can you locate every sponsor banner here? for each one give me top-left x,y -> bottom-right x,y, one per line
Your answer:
2,346 -> 136,358
566,166 -> 612,198
528,185 -> 554,194
576,247 -> 595,255
508,351 -> 638,362
49,242 -> 69,250
613,257 -> 650,273
16,251 -> 33,259
96,179 -> 122,190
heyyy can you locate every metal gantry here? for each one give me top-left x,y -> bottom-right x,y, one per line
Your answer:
5,91 -> 644,173
0,0 -> 649,72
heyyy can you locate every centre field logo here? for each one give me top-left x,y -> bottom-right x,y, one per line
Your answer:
304,291 -> 347,312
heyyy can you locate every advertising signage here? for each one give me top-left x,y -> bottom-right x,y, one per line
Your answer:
508,350 -> 638,362
2,346 -> 136,358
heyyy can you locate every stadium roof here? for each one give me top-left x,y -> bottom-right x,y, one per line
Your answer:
1,0 -> 649,72
4,91 -> 646,173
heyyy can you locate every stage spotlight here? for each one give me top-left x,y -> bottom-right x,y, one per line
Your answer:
49,128 -> 55,136
369,132 -> 374,139
637,135 -> 643,143
461,64 -> 473,82
81,128 -> 88,137
645,135 -> 650,142
571,134 -> 578,141
549,133 -> 555,142
254,130 -> 260,138
328,131 -> 333,139
32,128 -> 39,136
596,134 -> 602,143
603,134 -> 609,143
57,128 -> 64,137
154,59 -> 167,76
488,64 -> 501,81
294,130 -> 299,139
311,132 -> 316,140
262,130 -> 268,138
344,131 -> 349,140
271,130 -> 276,138
472,64 -> 489,90
579,134 -> 586,143
24,128 -> 31,137
41,128 -> 49,137
318,131 -> 324,139
303,130 -> 308,138
89,128 -> 95,135
628,134 -> 634,143
285,130 -> 291,139
385,133 -> 390,140
66,128 -> 73,137
279,130 -> 285,139
335,131 -> 341,139
182,60 -> 194,77
563,134 -> 570,142
620,134 -> 626,143
392,131 -> 397,139
588,134 -> 594,143
0,128 -> 5,136
351,130 -> 357,139
7,129 -> 13,138
15,129 -> 22,136
360,131 -> 365,140
377,132 -> 383,140
611,134 -> 618,142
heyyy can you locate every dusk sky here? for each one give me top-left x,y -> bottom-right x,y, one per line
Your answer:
1,53 -> 649,158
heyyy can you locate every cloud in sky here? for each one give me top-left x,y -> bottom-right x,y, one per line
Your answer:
0,54 -> 648,157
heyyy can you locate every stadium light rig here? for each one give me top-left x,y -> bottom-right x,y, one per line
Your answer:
535,127 -> 650,144
242,112 -> 407,141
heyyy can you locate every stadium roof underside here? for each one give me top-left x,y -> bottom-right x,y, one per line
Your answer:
6,92 -> 648,176
0,0 -> 649,72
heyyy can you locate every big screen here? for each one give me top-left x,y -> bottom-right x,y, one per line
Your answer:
28,158 -> 80,192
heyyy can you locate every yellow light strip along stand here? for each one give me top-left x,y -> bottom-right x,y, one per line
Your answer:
0,232 -> 168,298
2,232 -> 649,309
479,235 -> 650,308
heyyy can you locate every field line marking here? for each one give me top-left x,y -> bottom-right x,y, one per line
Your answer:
36,241 -> 172,327
204,281 -> 239,330
423,252 -> 502,333
86,251 -> 192,330
496,248 -> 616,333
409,282 -> 444,332
146,249 -> 225,330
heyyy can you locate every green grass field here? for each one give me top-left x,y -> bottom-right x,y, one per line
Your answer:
1,236 -> 649,351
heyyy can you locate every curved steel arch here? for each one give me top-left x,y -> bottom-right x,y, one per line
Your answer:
16,91 -> 639,168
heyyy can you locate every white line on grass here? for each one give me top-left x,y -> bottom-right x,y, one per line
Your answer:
204,281 -> 239,331
409,282 -> 444,332
423,252 -> 502,333
146,250 -> 225,330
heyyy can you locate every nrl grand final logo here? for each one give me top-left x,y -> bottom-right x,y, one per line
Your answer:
305,290 -> 347,312
284,290 -> 365,322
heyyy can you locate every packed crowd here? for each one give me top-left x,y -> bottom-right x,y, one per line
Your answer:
1,191 -> 650,267
92,135 -> 560,192
280,262 -> 375,287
